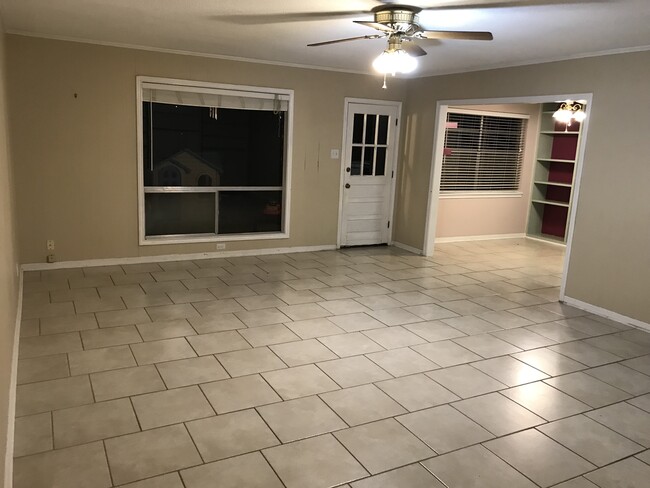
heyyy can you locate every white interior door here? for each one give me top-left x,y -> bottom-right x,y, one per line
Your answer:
340,102 -> 400,247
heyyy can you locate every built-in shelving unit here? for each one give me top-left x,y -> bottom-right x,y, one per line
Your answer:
526,103 -> 584,243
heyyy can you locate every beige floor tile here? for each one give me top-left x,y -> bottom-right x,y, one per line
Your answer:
22,301 -> 75,320
322,384 -> 406,425
314,286 -> 360,300
68,345 -> 136,375
318,299 -> 371,316
363,326 -> 426,349
490,328 -> 556,349
239,323 -> 299,347
282,317 -> 343,339
40,313 -> 98,335
398,404 -> 493,453
186,330 -> 250,356
317,356 -> 392,388
472,356 -> 548,387
91,365 -> 165,401
538,415 -> 644,466
16,375 -> 94,416
545,372 -> 631,408
19,332 -> 82,359
263,364 -> 340,399
201,374 -> 281,413
422,444 -> 537,488
110,272 -> 155,286
136,318 -> 196,341
264,434 -> 368,488
585,363 -> 650,395
105,424 -> 202,485
156,356 -> 228,388
513,348 -> 586,376
502,381 -> 590,421
49,288 -> 99,303
270,338 -> 337,366
13,441 -> 111,488
329,313 -> 387,332
17,354 -> 69,385
335,418 -> 434,474
81,325 -> 142,349
19,318 -> 40,338
119,472 -> 184,488
367,348 -> 438,377
404,304 -> 458,321
452,334 -> 522,358
132,385 -> 214,429
187,409 -> 279,461
189,313 -> 246,333
351,464 -> 445,488
181,452 -> 284,488
208,285 -> 256,299
75,296 -> 126,314
274,288 -> 323,304
167,289 -> 216,304
586,402 -> 650,447
484,429 -> 595,487
258,395 -> 346,442
585,335 -> 650,359
277,302 -> 332,321
123,293 -> 173,309
411,340 -> 481,367
318,332 -> 384,357
404,321 -> 466,342
146,303 -> 201,322
131,337 -> 196,364
586,457 -> 650,488
13,412 -> 52,457
96,308 -> 150,328
550,341 -> 622,367
376,374 -> 459,411
216,346 -> 286,377
52,398 -> 139,448
453,392 -> 545,436
235,308 -> 290,327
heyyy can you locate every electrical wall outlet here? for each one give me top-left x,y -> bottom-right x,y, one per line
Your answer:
330,149 -> 340,160
216,243 -> 226,250
46,254 -> 56,263
46,240 -> 55,250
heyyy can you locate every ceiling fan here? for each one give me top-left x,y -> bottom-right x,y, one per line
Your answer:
308,4 -> 493,56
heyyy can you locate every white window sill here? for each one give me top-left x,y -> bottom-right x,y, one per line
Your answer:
139,232 -> 289,246
440,192 -> 523,200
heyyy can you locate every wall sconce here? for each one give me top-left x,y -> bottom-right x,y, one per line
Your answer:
553,101 -> 587,128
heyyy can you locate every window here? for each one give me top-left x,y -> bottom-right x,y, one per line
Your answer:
137,77 -> 292,244
441,111 -> 527,193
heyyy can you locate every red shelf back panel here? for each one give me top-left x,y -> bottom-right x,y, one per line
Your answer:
541,205 -> 568,238
548,162 -> 574,184
545,185 -> 571,203
551,134 -> 579,160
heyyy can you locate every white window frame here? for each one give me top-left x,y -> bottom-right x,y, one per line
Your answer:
440,108 -> 529,198
136,76 -> 293,246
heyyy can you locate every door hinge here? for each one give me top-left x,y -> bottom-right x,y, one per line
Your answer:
387,221 -> 390,229
395,118 -> 398,126
391,171 -> 394,178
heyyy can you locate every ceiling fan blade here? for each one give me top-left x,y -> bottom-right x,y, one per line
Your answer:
353,20 -> 396,33
402,42 -> 428,57
216,11 -> 367,25
308,35 -> 383,47
419,0 -> 607,10
420,30 -> 493,41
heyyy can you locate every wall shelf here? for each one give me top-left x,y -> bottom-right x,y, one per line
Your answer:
526,102 -> 585,243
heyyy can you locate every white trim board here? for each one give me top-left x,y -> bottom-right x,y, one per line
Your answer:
562,296 -> 650,332
21,244 -> 337,271
390,241 -> 422,255
4,270 -> 23,488
435,233 -> 525,244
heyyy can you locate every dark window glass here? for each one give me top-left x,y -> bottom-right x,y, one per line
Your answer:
375,147 -> 387,176
143,103 -> 285,187
377,115 -> 389,145
352,113 -> 364,144
351,146 -> 362,175
145,193 -> 215,236
365,115 -> 377,144
363,147 -> 375,176
218,191 -> 282,234
197,174 -> 213,186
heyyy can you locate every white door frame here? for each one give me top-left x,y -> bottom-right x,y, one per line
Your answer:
423,93 -> 594,301
337,97 -> 403,248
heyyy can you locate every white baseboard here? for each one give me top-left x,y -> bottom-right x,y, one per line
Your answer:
435,233 -> 525,244
562,296 -> 650,332
21,244 -> 338,271
4,270 -> 22,488
390,241 -> 422,255
525,235 -> 567,248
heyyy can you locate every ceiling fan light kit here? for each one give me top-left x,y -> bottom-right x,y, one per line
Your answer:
307,4 -> 494,87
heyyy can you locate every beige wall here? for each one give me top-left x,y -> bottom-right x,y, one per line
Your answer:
394,51 -> 650,323
0,32 -> 19,485
6,35 -> 406,263
435,103 -> 540,239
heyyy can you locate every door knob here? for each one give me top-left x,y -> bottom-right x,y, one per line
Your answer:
346,167 -> 351,173
345,183 -> 351,189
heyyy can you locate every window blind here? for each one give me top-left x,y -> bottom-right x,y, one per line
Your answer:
142,83 -> 289,112
441,112 -> 527,192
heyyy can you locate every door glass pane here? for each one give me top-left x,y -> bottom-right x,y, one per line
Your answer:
351,146 -> 362,175
363,147 -> 375,176
375,147 -> 387,176
365,115 -> 377,144
145,193 -> 215,236
377,115 -> 389,145
218,191 -> 282,234
352,114 -> 364,144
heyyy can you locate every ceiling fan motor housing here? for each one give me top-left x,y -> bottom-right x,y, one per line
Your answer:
373,5 -> 422,34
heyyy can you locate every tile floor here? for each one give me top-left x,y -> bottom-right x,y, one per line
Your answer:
13,239 -> 650,488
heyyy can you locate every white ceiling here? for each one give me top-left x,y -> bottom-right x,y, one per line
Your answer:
1,0 -> 649,77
